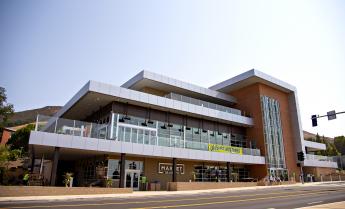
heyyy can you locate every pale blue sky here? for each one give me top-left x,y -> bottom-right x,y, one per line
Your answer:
1,0 -> 344,137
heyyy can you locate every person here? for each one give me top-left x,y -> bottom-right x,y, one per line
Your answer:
113,169 -> 120,179
269,175 -> 273,185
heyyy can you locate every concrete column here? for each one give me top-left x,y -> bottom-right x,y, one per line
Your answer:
227,162 -> 231,182
172,158 -> 177,182
50,147 -> 60,186
119,153 -> 126,188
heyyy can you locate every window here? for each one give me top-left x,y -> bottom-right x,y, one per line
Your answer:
107,159 -> 120,179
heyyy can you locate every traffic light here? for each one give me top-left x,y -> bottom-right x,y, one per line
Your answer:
311,115 -> 317,127
297,151 -> 305,161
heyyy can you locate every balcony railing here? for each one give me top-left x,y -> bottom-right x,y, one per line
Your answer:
165,93 -> 242,116
35,114 -> 261,156
306,154 -> 336,162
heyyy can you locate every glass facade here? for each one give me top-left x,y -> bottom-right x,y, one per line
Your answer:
193,165 -> 249,182
36,114 -> 260,156
261,96 -> 287,177
116,114 -> 250,152
107,159 -> 144,179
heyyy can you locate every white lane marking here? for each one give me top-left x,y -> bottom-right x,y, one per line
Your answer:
307,201 -> 323,205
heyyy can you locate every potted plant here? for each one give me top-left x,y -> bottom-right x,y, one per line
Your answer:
105,178 -> 112,188
63,172 -> 73,187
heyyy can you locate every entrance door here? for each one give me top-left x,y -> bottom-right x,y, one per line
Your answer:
124,169 -> 140,191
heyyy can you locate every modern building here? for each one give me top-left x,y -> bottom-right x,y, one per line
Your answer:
28,69 -> 337,190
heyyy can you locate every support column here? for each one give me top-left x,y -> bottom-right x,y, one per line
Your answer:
50,147 -> 60,186
227,162 -> 231,182
172,158 -> 177,182
110,112 -> 115,139
30,145 -> 35,174
119,153 -> 126,188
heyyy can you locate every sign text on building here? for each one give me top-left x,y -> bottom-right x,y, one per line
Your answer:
208,143 -> 243,155
158,163 -> 185,174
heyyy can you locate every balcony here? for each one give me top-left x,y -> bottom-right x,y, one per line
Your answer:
303,154 -> 338,168
165,92 -> 243,116
304,139 -> 326,151
30,115 -> 265,164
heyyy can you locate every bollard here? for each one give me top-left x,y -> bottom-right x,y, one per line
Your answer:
330,174 -> 333,182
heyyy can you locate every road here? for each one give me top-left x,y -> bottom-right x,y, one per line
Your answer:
1,182 -> 345,209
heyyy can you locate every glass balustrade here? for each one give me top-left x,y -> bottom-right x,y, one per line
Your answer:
165,93 -> 242,116
35,114 -> 261,156
306,154 -> 336,162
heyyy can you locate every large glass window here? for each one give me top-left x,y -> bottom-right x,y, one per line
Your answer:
107,159 -> 120,179
193,165 -> 249,182
114,113 -> 252,153
107,160 -> 144,179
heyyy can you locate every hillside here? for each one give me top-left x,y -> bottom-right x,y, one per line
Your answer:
303,130 -> 334,143
7,106 -> 61,126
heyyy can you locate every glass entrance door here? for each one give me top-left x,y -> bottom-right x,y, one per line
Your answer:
268,168 -> 289,181
124,169 -> 140,191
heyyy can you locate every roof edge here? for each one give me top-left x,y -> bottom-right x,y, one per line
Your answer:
209,69 -> 297,93
121,70 -> 237,103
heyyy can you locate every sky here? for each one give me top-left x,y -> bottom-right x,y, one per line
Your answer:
1,0 -> 344,137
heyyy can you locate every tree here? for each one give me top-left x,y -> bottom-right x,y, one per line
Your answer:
0,87 -> 14,136
311,133 -> 340,156
0,145 -> 22,184
6,124 -> 35,153
334,136 -> 345,156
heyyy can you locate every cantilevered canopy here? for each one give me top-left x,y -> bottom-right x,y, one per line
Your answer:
122,70 -> 237,106
54,81 -> 253,127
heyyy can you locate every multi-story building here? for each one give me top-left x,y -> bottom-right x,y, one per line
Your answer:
28,69 -> 337,189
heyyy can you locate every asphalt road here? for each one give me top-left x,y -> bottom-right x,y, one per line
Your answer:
1,182 -> 345,209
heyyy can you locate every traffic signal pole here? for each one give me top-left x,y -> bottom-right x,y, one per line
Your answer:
312,110 -> 345,127
300,164 -> 304,184
297,151 -> 305,184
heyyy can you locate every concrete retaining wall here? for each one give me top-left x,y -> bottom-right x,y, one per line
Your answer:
0,186 -> 132,197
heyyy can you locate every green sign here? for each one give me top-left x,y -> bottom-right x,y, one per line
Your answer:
208,143 -> 243,155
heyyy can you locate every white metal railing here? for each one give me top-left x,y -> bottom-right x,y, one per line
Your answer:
306,154 -> 336,162
165,92 -> 242,115
35,114 -> 261,156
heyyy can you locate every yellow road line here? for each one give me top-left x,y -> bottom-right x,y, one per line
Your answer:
6,190 -> 305,209
130,190 -> 340,209
7,188 -> 345,209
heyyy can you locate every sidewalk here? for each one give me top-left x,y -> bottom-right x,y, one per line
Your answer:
0,181 -> 343,202
297,201 -> 345,209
